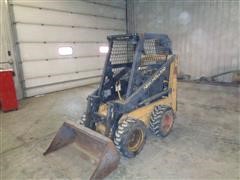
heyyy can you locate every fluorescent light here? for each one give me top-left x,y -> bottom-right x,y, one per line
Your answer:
58,47 -> 73,55
99,46 -> 109,53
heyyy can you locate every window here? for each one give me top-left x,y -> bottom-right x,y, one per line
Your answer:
99,46 -> 109,53
58,47 -> 73,55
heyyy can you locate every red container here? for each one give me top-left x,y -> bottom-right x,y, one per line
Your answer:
0,69 -> 18,112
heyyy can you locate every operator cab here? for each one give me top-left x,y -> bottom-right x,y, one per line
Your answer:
100,33 -> 172,102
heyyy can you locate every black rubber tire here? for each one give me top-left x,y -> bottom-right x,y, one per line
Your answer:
150,105 -> 174,137
114,118 -> 146,158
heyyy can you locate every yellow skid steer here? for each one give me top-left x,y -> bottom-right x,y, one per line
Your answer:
44,33 -> 178,179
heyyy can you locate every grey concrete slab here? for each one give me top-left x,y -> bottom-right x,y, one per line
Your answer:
0,125 -> 24,154
0,83 -> 239,179
1,141 -> 68,179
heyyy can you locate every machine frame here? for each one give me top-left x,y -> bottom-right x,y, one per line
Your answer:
83,33 -> 178,139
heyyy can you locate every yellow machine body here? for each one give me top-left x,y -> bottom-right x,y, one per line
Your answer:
97,55 -> 178,131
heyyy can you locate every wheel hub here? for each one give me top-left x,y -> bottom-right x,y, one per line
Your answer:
128,129 -> 144,152
161,113 -> 173,133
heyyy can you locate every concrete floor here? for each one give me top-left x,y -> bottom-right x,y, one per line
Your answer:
1,82 -> 239,179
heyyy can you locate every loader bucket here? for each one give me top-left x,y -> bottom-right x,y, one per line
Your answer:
43,121 -> 120,180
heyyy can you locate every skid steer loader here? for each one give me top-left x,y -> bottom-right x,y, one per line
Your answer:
44,33 -> 178,179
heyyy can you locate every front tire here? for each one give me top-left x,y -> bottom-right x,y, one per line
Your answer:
114,118 -> 146,158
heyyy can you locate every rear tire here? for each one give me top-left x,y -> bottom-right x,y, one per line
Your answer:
150,105 -> 174,137
114,118 -> 146,158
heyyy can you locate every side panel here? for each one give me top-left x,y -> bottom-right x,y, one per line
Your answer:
168,55 -> 178,112
123,55 -> 178,126
124,97 -> 173,127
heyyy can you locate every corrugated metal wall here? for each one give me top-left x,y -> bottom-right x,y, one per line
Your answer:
9,0 -> 126,97
128,0 -> 239,81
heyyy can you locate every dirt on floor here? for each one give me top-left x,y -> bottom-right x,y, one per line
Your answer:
1,82 -> 239,179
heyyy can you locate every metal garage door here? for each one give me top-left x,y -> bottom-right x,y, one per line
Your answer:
10,0 -> 126,97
